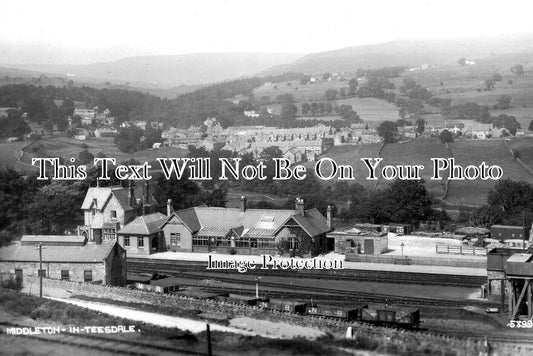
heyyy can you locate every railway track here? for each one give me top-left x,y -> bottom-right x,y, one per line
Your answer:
0,322 -> 206,356
128,258 -> 486,288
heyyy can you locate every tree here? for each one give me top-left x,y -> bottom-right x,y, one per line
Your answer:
325,102 -> 333,114
493,95 -> 512,110
492,73 -> 503,82
325,89 -> 338,101
322,73 -> 331,80
458,58 -> 467,66
78,149 -> 94,165
511,64 -> 524,75
416,118 -> 426,134
384,180 -> 433,224
485,78 -> 495,90
439,129 -> 453,143
301,103 -> 311,115
348,79 -> 358,95
376,121 -> 398,143
487,179 -> 533,216
27,182 -> 85,234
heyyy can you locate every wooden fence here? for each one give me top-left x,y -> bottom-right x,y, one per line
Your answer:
436,244 -> 487,256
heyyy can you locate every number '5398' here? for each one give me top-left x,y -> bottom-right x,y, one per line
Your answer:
508,320 -> 533,328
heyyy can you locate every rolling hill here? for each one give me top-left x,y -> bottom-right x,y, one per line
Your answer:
261,33 -> 533,74
7,52 -> 304,87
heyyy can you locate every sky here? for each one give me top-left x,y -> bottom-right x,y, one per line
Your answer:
1,0 -> 533,64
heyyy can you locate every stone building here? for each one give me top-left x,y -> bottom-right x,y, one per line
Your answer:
0,235 -> 126,286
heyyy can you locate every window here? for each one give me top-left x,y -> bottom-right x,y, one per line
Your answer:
260,214 -> 275,222
288,238 -> 299,250
258,239 -> 276,249
111,210 -> 117,219
235,238 -> 249,248
103,228 -> 116,241
138,236 -> 144,248
124,236 -> 130,247
216,236 -> 230,247
250,239 -> 258,248
84,270 -> 93,282
14,269 -> 23,283
37,269 -> 46,277
170,233 -> 180,246
61,270 -> 70,280
192,236 -> 209,246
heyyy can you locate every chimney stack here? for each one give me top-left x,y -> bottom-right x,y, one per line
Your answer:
326,205 -> 332,229
167,199 -> 173,217
240,196 -> 247,212
128,181 -> 135,208
295,197 -> 305,216
144,181 -> 150,204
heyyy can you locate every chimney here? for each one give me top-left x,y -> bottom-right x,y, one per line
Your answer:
167,199 -> 173,217
295,197 -> 305,216
326,205 -> 332,230
128,181 -> 136,208
240,196 -> 247,212
144,181 -> 150,204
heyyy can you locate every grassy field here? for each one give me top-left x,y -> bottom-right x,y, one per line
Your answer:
254,80 -> 346,102
303,138 -> 533,207
303,143 -> 382,188
335,97 -> 400,123
374,139 -> 450,197
445,140 -> 533,206
508,138 -> 533,167
17,135 -> 188,169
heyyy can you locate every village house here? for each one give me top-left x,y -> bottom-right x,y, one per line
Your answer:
0,235 -> 126,286
78,182 -> 157,244
159,197 -> 331,257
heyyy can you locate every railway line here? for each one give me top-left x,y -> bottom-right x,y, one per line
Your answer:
0,322 -> 206,356
128,258 -> 486,288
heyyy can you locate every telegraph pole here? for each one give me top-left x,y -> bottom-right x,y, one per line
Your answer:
34,243 -> 45,298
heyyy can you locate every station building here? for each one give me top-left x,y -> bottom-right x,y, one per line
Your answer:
159,197 -> 331,257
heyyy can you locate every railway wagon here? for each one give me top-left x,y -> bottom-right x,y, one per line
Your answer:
306,304 -> 367,321
217,293 -> 263,306
176,290 -> 228,300
361,306 -> 420,328
149,277 -> 180,293
260,298 -> 307,313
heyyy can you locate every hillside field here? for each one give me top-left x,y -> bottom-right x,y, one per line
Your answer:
17,135 -> 188,169
254,79 -> 346,102
306,138 -> 533,207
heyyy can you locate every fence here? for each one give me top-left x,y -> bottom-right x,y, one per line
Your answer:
435,244 -> 487,256
346,253 -> 486,268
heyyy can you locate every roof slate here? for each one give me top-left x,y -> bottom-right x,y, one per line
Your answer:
0,242 -> 117,263
172,206 -> 329,239
118,212 -> 166,235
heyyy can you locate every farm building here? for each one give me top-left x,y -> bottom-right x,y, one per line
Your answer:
327,228 -> 388,255
159,196 -> 331,257
490,225 -> 530,242
0,235 -> 126,286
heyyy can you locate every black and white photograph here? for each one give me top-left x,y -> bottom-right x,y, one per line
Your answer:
1,0 -> 533,355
